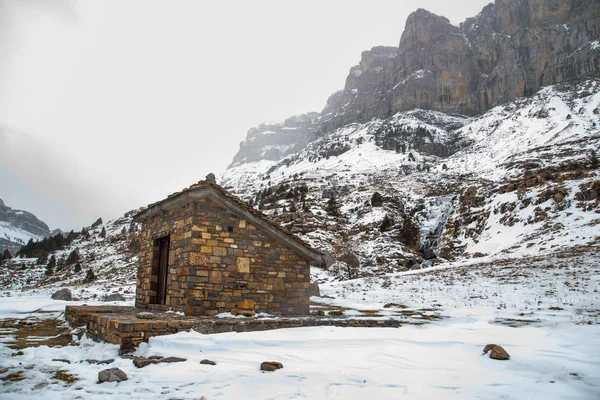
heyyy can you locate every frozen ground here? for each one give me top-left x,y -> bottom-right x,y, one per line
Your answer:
1,249 -> 599,399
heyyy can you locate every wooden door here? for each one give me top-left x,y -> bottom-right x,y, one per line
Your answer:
157,236 -> 170,305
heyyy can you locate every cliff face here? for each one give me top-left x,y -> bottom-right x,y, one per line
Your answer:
229,112 -> 321,168
321,0 -> 600,132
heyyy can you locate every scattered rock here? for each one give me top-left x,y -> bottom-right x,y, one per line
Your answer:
308,283 -> 321,297
103,293 -> 126,302
98,367 -> 128,383
260,361 -> 284,372
119,343 -> 136,356
328,310 -> 344,317
160,357 -> 186,364
403,259 -> 418,269
51,288 -> 72,301
136,312 -> 155,319
133,356 -> 186,368
311,310 -> 325,316
133,357 -> 161,368
483,344 -> 510,360
52,358 -> 71,364
200,359 -> 217,366
85,359 -> 115,365
421,260 -> 433,268
410,264 -> 423,271
473,252 -> 486,258
12,351 -> 24,357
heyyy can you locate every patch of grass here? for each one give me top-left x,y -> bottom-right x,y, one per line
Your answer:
2,370 -> 25,382
53,370 -> 78,384
492,318 -> 541,327
0,316 -> 74,350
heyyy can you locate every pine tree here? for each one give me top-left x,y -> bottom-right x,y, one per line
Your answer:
590,150 -> 599,169
46,255 -> 56,276
1,249 -> 10,264
325,196 -> 340,217
100,227 -> 107,238
371,192 -> 383,207
37,251 -> 49,265
380,214 -> 393,232
289,202 -> 297,212
73,263 -> 82,273
83,268 -> 97,283
66,249 -> 80,265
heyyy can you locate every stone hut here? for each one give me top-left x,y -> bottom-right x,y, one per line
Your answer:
133,178 -> 325,316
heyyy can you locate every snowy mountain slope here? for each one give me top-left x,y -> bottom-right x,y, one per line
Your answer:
0,198 -> 51,256
221,80 -> 600,276
0,212 -> 139,295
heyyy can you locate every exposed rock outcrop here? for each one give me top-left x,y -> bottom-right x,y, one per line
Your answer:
230,112 -> 321,168
321,0 -> 600,132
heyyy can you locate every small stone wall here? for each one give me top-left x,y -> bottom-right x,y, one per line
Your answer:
136,198 -> 311,316
66,306 -> 404,353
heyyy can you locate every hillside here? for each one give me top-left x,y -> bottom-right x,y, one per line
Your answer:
222,79 -> 600,277
0,212 -> 139,299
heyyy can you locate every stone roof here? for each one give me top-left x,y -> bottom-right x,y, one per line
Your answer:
133,180 -> 326,264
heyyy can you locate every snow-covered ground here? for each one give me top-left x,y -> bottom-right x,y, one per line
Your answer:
1,248 -> 599,399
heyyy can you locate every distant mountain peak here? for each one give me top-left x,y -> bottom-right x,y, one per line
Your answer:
0,199 -> 51,255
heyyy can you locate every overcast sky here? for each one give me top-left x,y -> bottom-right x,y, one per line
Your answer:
0,0 -> 491,231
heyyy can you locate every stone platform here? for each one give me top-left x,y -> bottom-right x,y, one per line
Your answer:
66,305 -> 404,353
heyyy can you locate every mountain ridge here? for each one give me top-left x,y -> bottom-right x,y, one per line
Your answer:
0,198 -> 51,256
230,0 -> 600,169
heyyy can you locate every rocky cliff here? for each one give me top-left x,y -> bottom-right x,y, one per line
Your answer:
321,0 -> 600,132
0,198 -> 51,255
229,112 -> 321,168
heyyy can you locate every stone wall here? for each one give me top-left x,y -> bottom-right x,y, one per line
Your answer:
136,198 -> 311,316
66,306 -> 405,353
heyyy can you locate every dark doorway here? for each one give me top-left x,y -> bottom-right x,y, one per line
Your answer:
154,235 -> 170,305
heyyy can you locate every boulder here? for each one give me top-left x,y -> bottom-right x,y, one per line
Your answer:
136,312 -> 155,320
260,361 -> 284,372
98,367 -> 128,383
160,357 -> 186,364
308,283 -> 321,297
51,288 -> 72,301
103,293 -> 126,302
133,356 -> 186,368
483,344 -> 510,360
403,259 -> 418,269
85,359 -> 115,365
133,357 -> 161,368
200,359 -> 217,366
